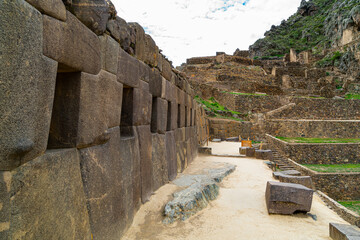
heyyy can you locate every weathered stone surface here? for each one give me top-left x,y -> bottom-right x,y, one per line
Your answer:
0,172 -> 11,239
79,127 -> 126,240
265,181 -> 313,214
164,164 -> 236,223
139,61 -> 151,83
106,16 -> 135,54
245,147 -> 256,157
178,105 -> 186,128
272,170 -> 301,180
117,48 -> 140,87
278,174 -> 313,189
152,134 -> 168,191
131,127 -> 142,213
26,0 -> 66,20
330,223 -> 360,240
149,68 -> 163,97
99,34 -> 119,74
64,0 -> 116,35
255,150 -> 273,160
10,149 -> 91,239
129,22 -> 146,61
162,58 -> 173,81
136,125 -> 153,203
151,98 -> 168,134
48,71 -> 122,149
144,34 -> 159,67
165,131 -> 177,181
239,147 -> 248,155
43,12 -> 101,74
0,0 -> 58,170
170,101 -> 178,130
133,85 -> 152,126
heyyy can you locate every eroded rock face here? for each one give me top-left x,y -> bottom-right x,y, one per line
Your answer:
64,0 -> 116,35
107,16 -> 135,54
298,0 -> 318,16
265,181 -> 313,214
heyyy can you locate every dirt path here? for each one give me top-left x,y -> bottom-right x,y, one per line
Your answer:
122,142 -> 348,240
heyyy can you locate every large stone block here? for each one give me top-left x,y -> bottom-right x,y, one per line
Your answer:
278,174 -> 313,189
136,126 -> 153,203
8,149 -> 91,239
265,181 -> 313,214
255,150 -> 273,160
165,131 -> 177,181
133,86 -> 152,126
329,223 -> 360,240
245,148 -> 256,157
129,22 -> 146,61
272,170 -> 301,180
139,61 -> 151,83
106,16 -> 135,55
131,127 -> 142,213
79,127 -> 126,240
149,68 -> 163,97
43,12 -> 101,74
176,142 -> 186,173
64,0 -> 116,35
144,34 -> 159,67
151,98 -> 168,134
117,48 -> 140,87
99,34 -> 119,75
170,101 -> 178,131
178,105 -> 186,128
152,134 -> 168,191
0,0 -> 58,170
25,0 -> 66,20
162,58 -> 173,81
48,70 -> 122,149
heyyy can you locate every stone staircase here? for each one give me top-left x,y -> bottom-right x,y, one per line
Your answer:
272,150 -> 296,171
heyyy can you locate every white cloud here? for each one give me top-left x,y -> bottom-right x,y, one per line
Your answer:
112,0 -> 302,66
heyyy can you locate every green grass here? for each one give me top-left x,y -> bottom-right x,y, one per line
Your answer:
194,96 -> 244,121
303,164 -> 360,173
276,137 -> 360,144
338,201 -> 360,215
345,94 -> 360,100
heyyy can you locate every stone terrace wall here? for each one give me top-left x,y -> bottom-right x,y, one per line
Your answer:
209,119 -> 263,141
266,135 -> 360,165
235,95 -> 284,114
268,98 -> 360,120
267,120 -> 360,138
0,1 -> 208,239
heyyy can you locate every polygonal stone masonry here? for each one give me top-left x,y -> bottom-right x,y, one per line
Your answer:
117,48 -> 140,88
99,34 -> 119,75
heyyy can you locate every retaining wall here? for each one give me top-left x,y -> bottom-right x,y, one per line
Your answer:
0,1 -> 208,239
266,135 -> 360,165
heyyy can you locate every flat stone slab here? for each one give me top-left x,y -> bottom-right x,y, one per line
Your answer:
278,174 -> 313,189
273,170 -> 301,180
265,181 -> 313,215
164,164 -> 236,223
212,139 -> 222,142
330,223 -> 360,240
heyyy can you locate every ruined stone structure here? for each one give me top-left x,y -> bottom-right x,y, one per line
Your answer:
0,0 -> 209,239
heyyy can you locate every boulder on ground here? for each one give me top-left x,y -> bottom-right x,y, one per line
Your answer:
272,170 -> 301,180
278,174 -> 313,189
255,150 -> 273,160
265,181 -> 313,214
329,223 -> 360,240
245,147 -> 256,157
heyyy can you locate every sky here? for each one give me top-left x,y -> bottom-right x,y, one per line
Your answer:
112,0 -> 302,66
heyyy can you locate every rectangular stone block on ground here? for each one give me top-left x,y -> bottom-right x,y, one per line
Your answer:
0,0 -> 58,170
152,134 -> 169,191
48,70 -> 122,149
272,170 -> 301,180
165,131 -> 177,181
133,85 -> 152,126
245,148 -> 256,157
199,147 -> 212,155
239,147 -> 248,155
265,181 -> 313,215
100,34 -> 119,75
117,48 -> 140,88
26,0 -> 66,21
278,175 -> 313,189
43,12 -> 101,74
255,150 -> 273,160
151,98 -> 168,134
79,127 -> 126,240
9,149 -> 91,239
136,125 -> 153,203
329,223 -> 360,240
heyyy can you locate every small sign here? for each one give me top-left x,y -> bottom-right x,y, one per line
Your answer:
241,140 -> 252,147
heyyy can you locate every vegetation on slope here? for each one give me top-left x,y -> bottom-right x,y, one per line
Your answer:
303,164 -> 360,173
249,0 -> 360,57
276,137 -> 360,143
338,201 -> 360,215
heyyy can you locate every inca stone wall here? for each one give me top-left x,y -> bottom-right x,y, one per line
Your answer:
0,0 -> 208,239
